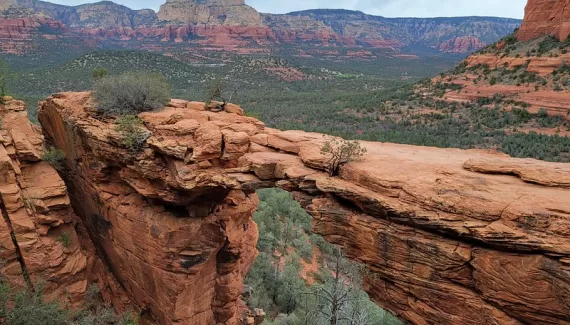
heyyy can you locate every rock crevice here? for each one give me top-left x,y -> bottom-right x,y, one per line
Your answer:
0,194 -> 31,287
0,97 -> 130,310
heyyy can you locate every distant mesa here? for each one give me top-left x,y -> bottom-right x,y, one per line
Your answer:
0,0 -> 521,55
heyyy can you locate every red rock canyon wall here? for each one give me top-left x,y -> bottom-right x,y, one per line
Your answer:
0,97 -> 129,311
36,92 -> 570,325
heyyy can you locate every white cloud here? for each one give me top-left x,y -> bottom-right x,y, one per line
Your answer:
45,0 -> 527,18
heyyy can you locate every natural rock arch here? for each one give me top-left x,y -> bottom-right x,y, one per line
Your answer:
38,93 -> 570,325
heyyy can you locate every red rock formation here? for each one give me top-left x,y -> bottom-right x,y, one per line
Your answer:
0,97 -> 129,310
517,0 -> 570,41
38,92 -> 570,325
0,0 -> 520,55
0,17 -> 64,54
428,52 -> 570,119
439,36 -> 486,53
38,95 -> 259,325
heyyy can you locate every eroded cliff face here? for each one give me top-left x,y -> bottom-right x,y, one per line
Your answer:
517,0 -> 570,41
38,94 -> 259,325
0,97 -> 129,310
38,92 -> 570,325
439,36 -> 486,54
157,0 -> 263,26
0,16 -> 65,54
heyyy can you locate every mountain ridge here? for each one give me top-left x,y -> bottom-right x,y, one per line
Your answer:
0,0 -> 521,55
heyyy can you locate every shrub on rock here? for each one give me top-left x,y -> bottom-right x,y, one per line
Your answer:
94,72 -> 171,115
42,147 -> 66,169
115,115 -> 150,151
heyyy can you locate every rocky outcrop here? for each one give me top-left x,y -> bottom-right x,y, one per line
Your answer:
39,92 -> 570,325
0,17 -> 65,54
38,94 -> 259,325
517,0 -> 570,41
157,0 -> 263,26
439,36 -> 486,53
0,97 -> 129,310
73,2 -> 137,28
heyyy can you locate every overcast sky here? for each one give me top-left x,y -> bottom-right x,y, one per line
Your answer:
47,0 -> 527,19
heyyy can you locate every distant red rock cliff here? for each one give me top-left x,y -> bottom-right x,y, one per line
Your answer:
439,36 -> 486,54
0,17 -> 64,53
0,0 -> 521,55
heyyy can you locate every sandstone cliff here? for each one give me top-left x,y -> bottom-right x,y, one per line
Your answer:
517,0 -> 570,41
439,36 -> 486,53
268,10 -> 520,53
37,92 -> 570,325
0,97 -> 129,310
38,94 -> 260,325
157,0 -> 263,26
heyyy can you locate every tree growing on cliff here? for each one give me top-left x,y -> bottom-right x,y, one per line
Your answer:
94,72 -> 171,115
321,137 -> 367,177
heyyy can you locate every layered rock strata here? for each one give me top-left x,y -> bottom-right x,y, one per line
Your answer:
0,97 -> 128,310
517,0 -> 570,41
0,0 -> 520,54
39,92 -> 570,325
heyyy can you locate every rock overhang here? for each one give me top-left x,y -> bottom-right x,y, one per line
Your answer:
36,91 -> 570,325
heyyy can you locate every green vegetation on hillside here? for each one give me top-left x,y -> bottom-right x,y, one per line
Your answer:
0,283 -> 138,325
1,49 -> 457,122
245,189 -> 403,325
2,41 -> 570,163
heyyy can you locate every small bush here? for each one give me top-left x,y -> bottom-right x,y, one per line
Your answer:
43,147 -> 65,169
92,68 -> 108,80
56,232 -> 72,248
504,35 -> 517,45
115,115 -> 149,151
94,72 -> 170,115
537,35 -> 561,54
204,78 -> 236,111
